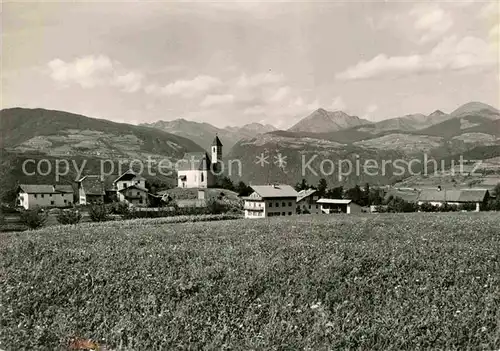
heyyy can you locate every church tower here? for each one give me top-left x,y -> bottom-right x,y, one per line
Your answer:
211,135 -> 223,170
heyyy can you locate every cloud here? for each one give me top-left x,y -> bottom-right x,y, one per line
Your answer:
269,86 -> 291,102
47,55 -> 145,93
236,72 -> 284,88
147,75 -> 222,97
490,23 -> 499,40
48,55 -> 114,88
113,71 -> 144,93
336,35 -> 496,80
363,104 -> 379,120
410,4 -> 453,43
200,94 -> 234,107
330,96 -> 346,111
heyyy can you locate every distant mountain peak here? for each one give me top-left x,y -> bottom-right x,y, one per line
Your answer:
429,110 -> 445,116
451,101 -> 499,117
288,108 -> 370,133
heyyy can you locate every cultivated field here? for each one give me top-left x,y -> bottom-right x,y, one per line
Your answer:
1,213 -> 499,350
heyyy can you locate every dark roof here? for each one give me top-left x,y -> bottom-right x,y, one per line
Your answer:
418,189 -> 489,203
212,135 -> 223,147
385,189 -> 420,203
118,184 -> 148,193
177,152 -> 212,171
78,176 -> 105,195
18,184 -> 57,194
54,184 -> 74,193
18,184 -> 75,194
113,170 -> 146,183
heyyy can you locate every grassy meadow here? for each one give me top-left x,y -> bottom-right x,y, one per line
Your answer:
1,213 -> 499,350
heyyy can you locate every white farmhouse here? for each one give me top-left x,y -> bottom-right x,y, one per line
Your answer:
17,184 -> 74,209
177,135 -> 222,189
114,171 -> 148,206
317,198 -> 362,214
243,184 -> 298,219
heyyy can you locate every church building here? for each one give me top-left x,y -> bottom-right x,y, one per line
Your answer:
177,135 -> 223,188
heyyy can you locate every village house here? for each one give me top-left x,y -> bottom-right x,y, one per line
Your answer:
177,136 -> 222,189
243,184 -> 298,219
296,188 -> 321,214
417,187 -> 490,211
77,175 -> 106,205
113,171 -> 148,206
77,171 -> 150,206
317,198 -> 363,214
16,184 -> 74,209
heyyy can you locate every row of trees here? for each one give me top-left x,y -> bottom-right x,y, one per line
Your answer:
294,178 -> 385,207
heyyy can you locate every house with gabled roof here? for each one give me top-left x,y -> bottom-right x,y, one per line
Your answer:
242,184 -> 298,219
177,135 -> 222,188
296,188 -> 321,214
77,175 -> 106,205
417,187 -> 490,211
16,184 -> 74,209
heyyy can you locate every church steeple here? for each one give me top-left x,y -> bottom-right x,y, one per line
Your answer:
211,134 -> 223,169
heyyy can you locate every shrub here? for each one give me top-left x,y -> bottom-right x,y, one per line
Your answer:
56,208 -> 82,225
386,197 -> 417,213
205,197 -> 228,215
89,204 -> 109,222
458,203 -> 477,212
107,202 -> 130,215
439,203 -> 459,212
20,208 -> 47,230
419,202 -> 438,212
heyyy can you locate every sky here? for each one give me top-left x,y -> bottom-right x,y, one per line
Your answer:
2,0 -> 499,129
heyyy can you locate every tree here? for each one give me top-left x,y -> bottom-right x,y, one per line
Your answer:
346,185 -> 363,205
56,208 -> 82,225
216,176 -> 235,191
89,203 -> 109,222
362,183 -> 370,206
20,208 -> 47,230
325,186 -> 343,199
368,187 -> 384,206
492,183 -> 500,198
317,178 -> 328,197
294,179 -> 309,192
2,188 -> 18,206
236,181 -> 253,197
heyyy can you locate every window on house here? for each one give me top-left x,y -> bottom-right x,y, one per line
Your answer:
137,192 -> 140,196
201,173 -> 204,182
269,203 -> 272,207
282,212 -> 285,216
288,202 -> 292,206
34,194 -> 37,198
49,194 -> 52,197
282,202 -> 285,207
41,194 -> 44,198
309,205 -> 311,209
276,202 -> 279,207
316,205 -> 318,209
123,183 -> 127,188
288,212 -> 292,216
51,201 -> 55,205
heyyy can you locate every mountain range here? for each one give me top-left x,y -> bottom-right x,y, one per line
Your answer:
0,101 -> 499,198
141,119 -> 276,152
